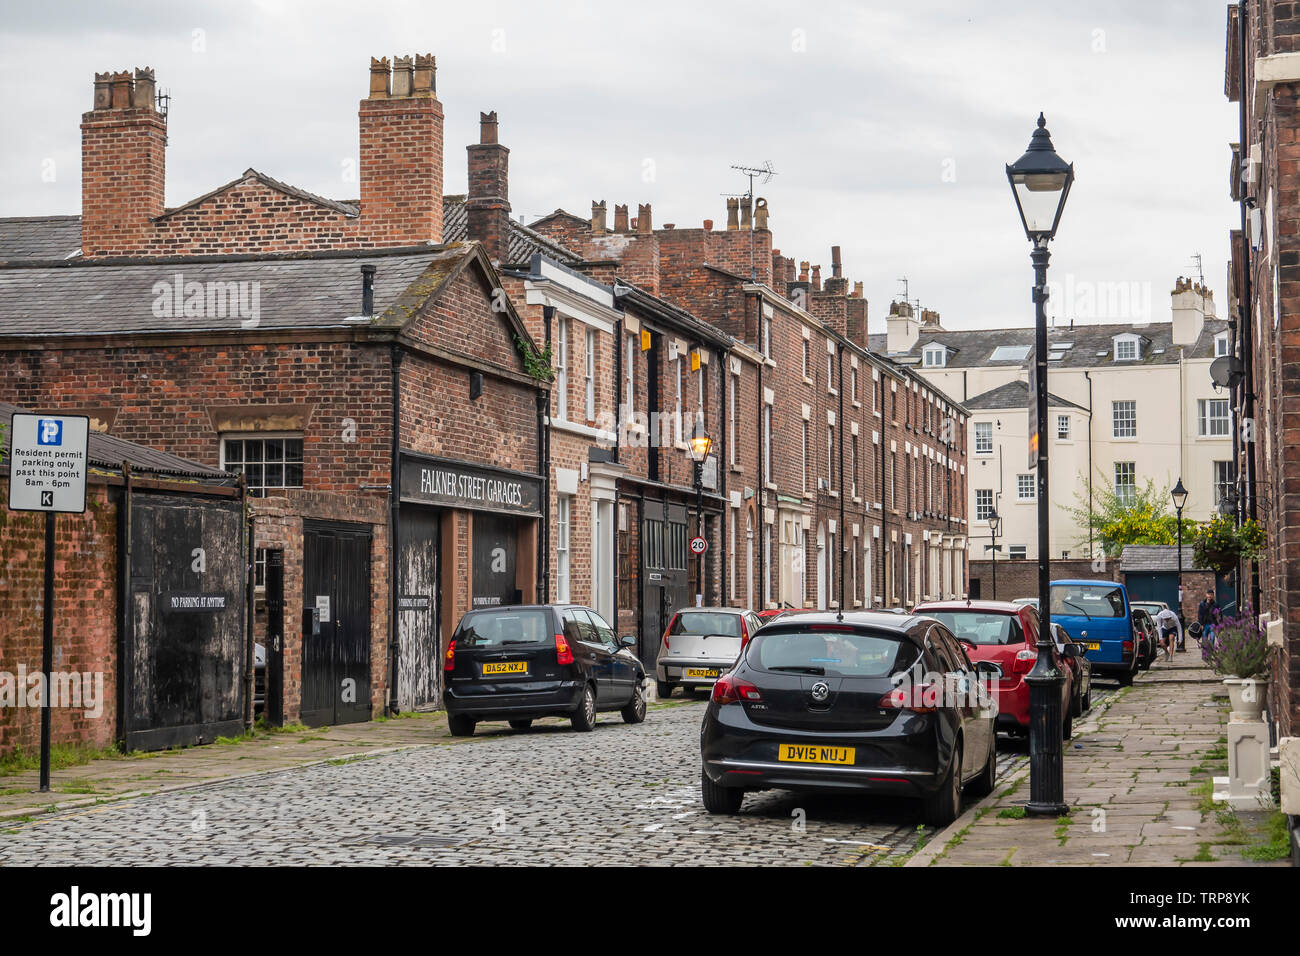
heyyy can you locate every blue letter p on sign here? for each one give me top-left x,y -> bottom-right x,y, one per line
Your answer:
37,419 -> 62,445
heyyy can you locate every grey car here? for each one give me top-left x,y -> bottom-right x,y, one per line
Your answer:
655,606 -> 762,699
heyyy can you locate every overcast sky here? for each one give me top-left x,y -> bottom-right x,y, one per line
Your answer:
0,0 -> 1238,331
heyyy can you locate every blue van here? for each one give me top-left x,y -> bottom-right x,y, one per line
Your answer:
1048,579 -> 1138,685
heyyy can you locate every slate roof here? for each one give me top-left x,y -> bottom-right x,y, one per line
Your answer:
1,400 -> 235,482
867,318 -> 1230,367
443,196 -> 582,265
0,216 -> 82,260
1119,544 -> 1207,573
0,246 -> 472,337
964,379 -> 1086,411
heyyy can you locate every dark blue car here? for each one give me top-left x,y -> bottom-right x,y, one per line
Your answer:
1049,579 -> 1138,685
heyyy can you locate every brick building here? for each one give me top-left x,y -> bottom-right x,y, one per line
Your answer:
0,58 -> 552,728
1224,0 -> 1300,738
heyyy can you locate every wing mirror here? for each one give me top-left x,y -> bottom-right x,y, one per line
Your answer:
974,660 -> 1004,679
618,635 -> 637,649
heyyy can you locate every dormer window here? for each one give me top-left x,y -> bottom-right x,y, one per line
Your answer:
1113,334 -> 1140,361
922,345 -> 946,368
1214,332 -> 1230,357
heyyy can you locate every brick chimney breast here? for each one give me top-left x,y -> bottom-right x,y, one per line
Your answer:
466,109 -> 510,263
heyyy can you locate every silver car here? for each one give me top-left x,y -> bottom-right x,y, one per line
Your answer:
655,607 -> 762,699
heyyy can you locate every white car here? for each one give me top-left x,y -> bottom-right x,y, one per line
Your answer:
655,607 -> 762,699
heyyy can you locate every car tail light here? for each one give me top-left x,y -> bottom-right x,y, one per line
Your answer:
443,639 -> 457,672
712,674 -> 762,705
1122,640 -> 1133,658
879,683 -> 940,713
555,633 -> 574,666
1011,648 -> 1037,674
739,617 -> 751,650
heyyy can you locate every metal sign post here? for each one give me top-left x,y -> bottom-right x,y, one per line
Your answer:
7,414 -> 90,792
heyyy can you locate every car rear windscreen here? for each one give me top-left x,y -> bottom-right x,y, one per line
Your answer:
922,611 -> 1021,645
1050,585 -> 1125,618
456,609 -> 552,647
670,611 -> 741,638
753,629 -> 918,677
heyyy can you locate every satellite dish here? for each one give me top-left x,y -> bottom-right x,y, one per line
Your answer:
1209,355 -> 1244,389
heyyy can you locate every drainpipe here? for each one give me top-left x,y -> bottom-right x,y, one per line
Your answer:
837,343 -> 846,616
757,349 -> 766,608
388,344 -> 402,716
1084,370 -> 1094,559
719,344 -> 729,606
878,374 -> 887,604
1237,0 -> 1260,611
244,475 -> 255,730
115,461 -> 133,749
542,305 -> 555,601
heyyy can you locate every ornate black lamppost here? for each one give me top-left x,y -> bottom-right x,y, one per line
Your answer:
688,418 -> 713,607
1007,113 -> 1073,816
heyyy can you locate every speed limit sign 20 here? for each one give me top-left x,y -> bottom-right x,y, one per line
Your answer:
689,535 -> 708,555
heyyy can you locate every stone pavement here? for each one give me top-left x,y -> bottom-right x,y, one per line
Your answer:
909,649 -> 1287,867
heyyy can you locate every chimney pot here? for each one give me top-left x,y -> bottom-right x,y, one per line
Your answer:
740,197 -> 752,229
392,55 -> 414,97
799,260 -> 810,282
368,56 -> 391,99
614,203 -> 629,232
93,72 -> 112,110
591,200 -> 607,234
853,281 -> 864,298
811,265 -> 822,292
132,67 -> 156,110
831,245 -> 842,277
726,198 -> 740,230
754,197 -> 768,230
663,223 -> 675,230
413,53 -> 436,94
479,110 -> 499,144
637,203 -> 652,235
703,219 -> 713,231
110,70 -> 133,109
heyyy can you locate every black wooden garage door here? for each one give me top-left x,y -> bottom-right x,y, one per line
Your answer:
301,522 -> 372,726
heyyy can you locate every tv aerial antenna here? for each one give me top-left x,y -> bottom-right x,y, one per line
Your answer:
721,161 -> 777,280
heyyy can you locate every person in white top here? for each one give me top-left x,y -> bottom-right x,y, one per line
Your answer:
1153,607 -> 1182,662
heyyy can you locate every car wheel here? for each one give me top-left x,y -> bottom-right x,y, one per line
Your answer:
571,683 -> 597,732
655,680 -> 674,700
447,714 -> 476,737
508,719 -> 533,731
1062,712 -> 1073,740
700,767 -> 744,814
922,745 -> 961,827
1118,667 -> 1135,686
967,738 -> 997,798
1082,686 -> 1092,711
621,681 -> 647,724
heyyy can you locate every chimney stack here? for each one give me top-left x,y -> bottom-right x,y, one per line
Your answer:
359,54 -> 444,246
614,204 -> 629,232
80,66 -> 167,257
466,110 -> 511,264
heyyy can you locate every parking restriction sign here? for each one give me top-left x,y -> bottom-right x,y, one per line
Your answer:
689,535 -> 708,555
7,414 -> 90,514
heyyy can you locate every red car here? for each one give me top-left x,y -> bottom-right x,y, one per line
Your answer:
912,600 -> 1076,739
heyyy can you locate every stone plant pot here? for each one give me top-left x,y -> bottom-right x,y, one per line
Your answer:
1223,677 -> 1269,721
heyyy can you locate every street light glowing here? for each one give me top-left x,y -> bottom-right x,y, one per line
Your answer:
688,420 -> 712,461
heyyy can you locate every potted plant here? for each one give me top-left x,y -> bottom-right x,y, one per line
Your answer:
1193,516 -> 1266,575
1202,603 -> 1272,720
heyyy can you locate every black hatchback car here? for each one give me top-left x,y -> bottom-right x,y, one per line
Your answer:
443,604 -> 647,736
699,611 -> 1002,826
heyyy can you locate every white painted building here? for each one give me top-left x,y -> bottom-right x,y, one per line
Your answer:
873,280 -> 1233,563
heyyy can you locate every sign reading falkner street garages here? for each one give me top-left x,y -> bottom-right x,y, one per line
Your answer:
7,414 -> 90,513
399,453 -> 542,517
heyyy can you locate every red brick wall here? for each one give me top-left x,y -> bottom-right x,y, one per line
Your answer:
0,479 -> 118,757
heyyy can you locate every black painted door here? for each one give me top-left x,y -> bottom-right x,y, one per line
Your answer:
302,523 -> 372,726
397,507 -> 440,710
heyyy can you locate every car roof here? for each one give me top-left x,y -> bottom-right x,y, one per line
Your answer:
674,606 -> 749,614
754,610 -> 928,638
914,600 -> 1027,614
1051,579 -> 1123,587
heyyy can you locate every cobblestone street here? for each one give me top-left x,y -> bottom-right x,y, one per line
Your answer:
0,697 -> 1037,867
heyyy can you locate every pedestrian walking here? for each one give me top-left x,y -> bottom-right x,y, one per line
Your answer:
1196,588 -> 1217,651
1153,606 -> 1181,662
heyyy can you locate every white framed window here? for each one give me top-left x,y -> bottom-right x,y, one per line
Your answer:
827,425 -> 834,485
1114,336 -> 1139,361
674,356 -> 683,443
1112,400 -> 1136,439
221,435 -> 304,496
1198,398 -> 1230,437
556,494 -> 571,602
974,421 -> 993,455
585,328 -> 596,421
923,345 -> 945,368
763,404 -> 772,484
1215,332 -> 1230,357
697,360 -> 706,429
1057,414 -> 1070,440
827,350 -> 835,393
624,333 -> 636,414
762,312 -> 772,359
975,488 -> 993,521
802,338 -> 810,380
1114,462 -> 1136,506
851,365 -> 858,403
1017,473 -> 1035,500
1213,460 -> 1236,505
850,434 -> 858,499
728,371 -> 737,466
556,318 -> 569,421
1008,545 -> 1027,560
801,419 -> 809,493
